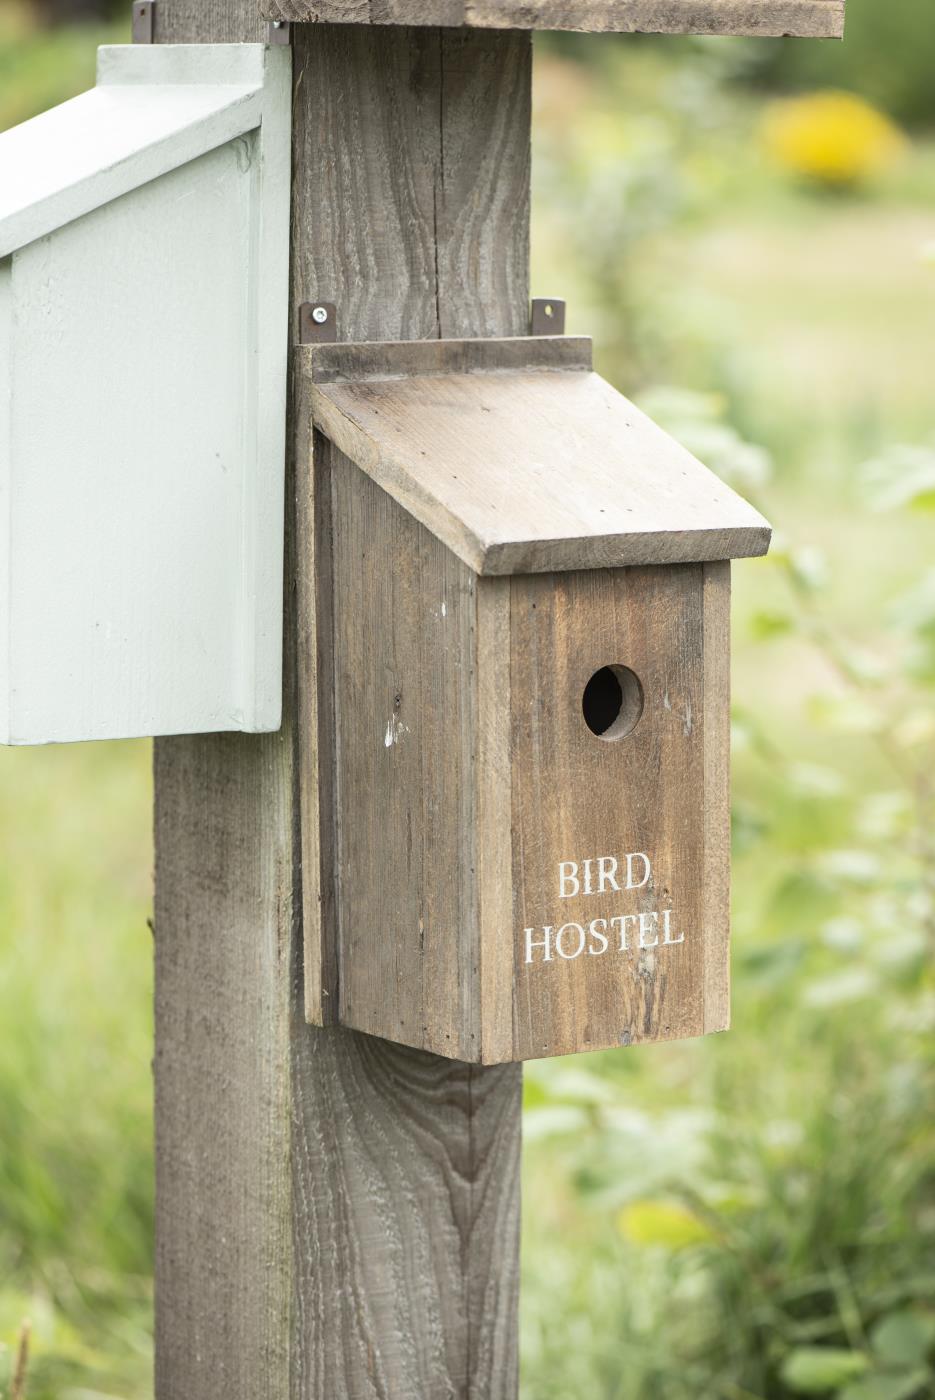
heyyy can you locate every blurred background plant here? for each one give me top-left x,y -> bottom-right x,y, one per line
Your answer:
1,0 -> 934,1396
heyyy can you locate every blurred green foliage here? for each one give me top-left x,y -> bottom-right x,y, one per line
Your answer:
0,2 -> 126,132
749,0 -> 935,128
554,0 -> 935,128
2,9 -> 935,1400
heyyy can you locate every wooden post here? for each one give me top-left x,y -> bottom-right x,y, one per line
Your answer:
153,6 -> 530,1397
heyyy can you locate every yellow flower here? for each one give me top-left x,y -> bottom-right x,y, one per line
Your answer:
762,91 -> 906,187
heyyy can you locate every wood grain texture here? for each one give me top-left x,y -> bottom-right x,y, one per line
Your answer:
307,341 -> 771,576
509,566 -> 710,1060
331,458 -> 481,1058
316,552 -> 733,1063
327,449 -> 515,1062
261,0 -> 845,39
155,13 -> 529,1400
476,577 -> 515,1065
702,561 -> 731,1034
307,334 -> 593,383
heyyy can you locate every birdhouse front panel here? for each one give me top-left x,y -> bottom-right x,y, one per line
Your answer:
508,562 -> 730,1061
302,337 -> 766,1063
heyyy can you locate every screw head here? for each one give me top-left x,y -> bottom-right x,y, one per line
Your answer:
312,306 -> 329,325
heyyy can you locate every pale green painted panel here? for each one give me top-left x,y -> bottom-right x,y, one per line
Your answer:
0,45 -> 291,744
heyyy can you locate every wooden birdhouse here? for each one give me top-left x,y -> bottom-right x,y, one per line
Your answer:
0,43 -> 291,744
300,336 -> 771,1063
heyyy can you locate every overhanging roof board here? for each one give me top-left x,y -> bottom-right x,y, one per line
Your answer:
0,44 -> 291,744
261,0 -> 844,39
307,337 -> 772,577
0,44 -> 274,259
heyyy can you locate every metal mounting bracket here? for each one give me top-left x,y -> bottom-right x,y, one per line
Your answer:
131,0 -> 154,42
530,298 -> 567,336
299,302 -> 338,345
268,19 -> 292,44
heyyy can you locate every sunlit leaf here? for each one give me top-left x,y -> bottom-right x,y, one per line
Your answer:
861,442 -> 935,513
893,710 -> 935,747
870,1310 -> 935,1369
749,609 -> 795,641
839,1371 -> 933,1400
820,917 -> 864,952
534,1068 -> 619,1107
522,1106 -> 590,1143
818,849 -> 882,884
803,968 -> 880,1008
856,792 -> 912,842
780,1347 -> 870,1394
787,763 -> 847,798
787,545 -> 830,594
837,646 -> 889,685
617,1200 -> 716,1250
807,693 -> 883,734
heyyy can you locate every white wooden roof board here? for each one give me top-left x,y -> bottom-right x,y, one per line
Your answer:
0,44 -> 274,259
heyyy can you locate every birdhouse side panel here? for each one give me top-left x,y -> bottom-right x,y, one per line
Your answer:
509,563 -> 730,1060
331,456 -> 483,1060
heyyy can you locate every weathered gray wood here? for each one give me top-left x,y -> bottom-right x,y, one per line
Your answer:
307,334 -> 593,384
509,564 -> 723,1059
331,456 -> 483,1058
306,338 -> 771,576
155,10 -> 529,1398
154,0 -> 265,40
315,530 -> 734,1061
261,0 -> 845,40
702,560 -> 732,1034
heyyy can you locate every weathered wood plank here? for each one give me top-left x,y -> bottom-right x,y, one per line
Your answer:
476,577 -> 515,1066
509,566 -> 711,1060
306,345 -> 771,577
155,13 -> 529,1399
261,0 -> 845,40
306,334 -> 592,384
331,457 -> 482,1059
702,560 -> 732,1034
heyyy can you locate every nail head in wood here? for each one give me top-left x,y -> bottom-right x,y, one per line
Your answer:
531,298 -> 566,336
300,302 -> 338,345
131,0 -> 154,42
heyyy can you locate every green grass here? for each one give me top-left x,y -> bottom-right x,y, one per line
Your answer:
2,19 -> 935,1400
0,743 -> 153,1400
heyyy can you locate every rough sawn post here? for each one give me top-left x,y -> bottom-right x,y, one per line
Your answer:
152,5 -> 530,1397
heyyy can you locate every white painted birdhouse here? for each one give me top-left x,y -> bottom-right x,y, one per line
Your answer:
0,43 -> 291,744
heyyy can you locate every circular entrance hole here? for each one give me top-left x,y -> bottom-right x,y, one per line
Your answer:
582,665 -> 644,741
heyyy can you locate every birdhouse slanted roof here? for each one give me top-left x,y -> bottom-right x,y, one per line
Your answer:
306,336 -> 771,577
